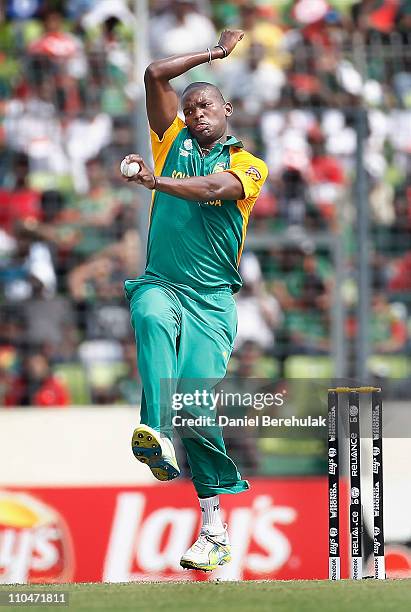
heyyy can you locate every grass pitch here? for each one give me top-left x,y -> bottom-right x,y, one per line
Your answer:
1,580 -> 410,612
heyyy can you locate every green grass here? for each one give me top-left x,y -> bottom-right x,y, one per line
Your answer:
1,580 -> 410,612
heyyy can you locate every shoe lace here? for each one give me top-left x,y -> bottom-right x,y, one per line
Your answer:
191,528 -> 227,553
190,533 -> 210,553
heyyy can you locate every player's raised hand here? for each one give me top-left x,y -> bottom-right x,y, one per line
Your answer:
123,154 -> 156,190
217,30 -> 244,56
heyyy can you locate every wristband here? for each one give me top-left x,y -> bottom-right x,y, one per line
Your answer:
152,176 -> 158,190
214,44 -> 228,58
206,47 -> 212,64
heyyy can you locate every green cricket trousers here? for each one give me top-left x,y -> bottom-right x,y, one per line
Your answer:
125,274 -> 249,498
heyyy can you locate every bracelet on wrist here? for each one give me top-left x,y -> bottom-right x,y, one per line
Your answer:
152,176 -> 158,190
214,44 -> 228,58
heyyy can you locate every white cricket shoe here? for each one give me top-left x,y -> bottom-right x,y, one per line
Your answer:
180,526 -> 231,572
131,424 -> 180,481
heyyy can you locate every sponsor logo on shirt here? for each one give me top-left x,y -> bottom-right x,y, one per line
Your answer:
171,170 -> 190,179
246,166 -> 262,180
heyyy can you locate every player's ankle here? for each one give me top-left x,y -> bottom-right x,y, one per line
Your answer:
199,495 -> 225,533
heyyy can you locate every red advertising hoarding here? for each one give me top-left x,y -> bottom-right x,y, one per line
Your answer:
0,478 -> 349,583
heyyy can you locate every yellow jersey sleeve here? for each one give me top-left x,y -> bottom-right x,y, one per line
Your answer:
225,148 -> 268,266
150,116 -> 186,176
225,149 -> 268,202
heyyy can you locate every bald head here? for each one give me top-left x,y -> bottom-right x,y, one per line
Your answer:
181,82 -> 225,105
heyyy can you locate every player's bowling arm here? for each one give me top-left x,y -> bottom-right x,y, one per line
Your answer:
145,30 -> 244,139
145,50 -> 224,139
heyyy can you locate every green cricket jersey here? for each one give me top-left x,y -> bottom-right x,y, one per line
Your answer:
145,116 -> 268,293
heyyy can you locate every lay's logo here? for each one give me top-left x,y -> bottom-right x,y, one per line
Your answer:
0,491 -> 74,583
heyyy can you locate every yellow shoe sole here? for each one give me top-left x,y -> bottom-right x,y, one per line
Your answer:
131,426 -> 180,482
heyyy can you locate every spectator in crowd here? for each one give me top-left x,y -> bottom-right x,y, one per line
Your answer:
20,274 -> 78,363
102,117 -> 135,186
82,7 -> 134,117
68,251 -> 132,337
351,0 -> 401,37
67,223 -> 140,311
0,308 -> 24,351
283,274 -> 331,355
64,109 -> 113,192
0,309 -> 24,406
393,52 -> 411,108
388,250 -> 411,292
150,0 -> 216,60
0,223 -> 56,303
221,42 -> 285,118
3,348 -> 71,407
0,153 -> 42,235
53,156 -> 123,263
21,189 -> 81,278
307,125 -> 346,222
269,234 -> 333,355
4,78 -> 65,179
343,252 -> 410,357
37,189 -> 66,270
390,188 -> 411,247
231,2 -> 286,67
397,0 -> 411,32
28,8 -> 87,114
235,252 -> 282,353
370,292 -> 408,354
270,235 -> 332,311
275,164 -> 311,227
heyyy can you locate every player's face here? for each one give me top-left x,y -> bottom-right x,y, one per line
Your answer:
182,88 -> 232,145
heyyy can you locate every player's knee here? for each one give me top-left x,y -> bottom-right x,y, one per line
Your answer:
136,310 -> 168,334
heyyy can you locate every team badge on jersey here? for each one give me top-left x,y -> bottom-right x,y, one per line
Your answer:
180,138 -> 193,157
245,166 -> 262,180
213,162 -> 226,173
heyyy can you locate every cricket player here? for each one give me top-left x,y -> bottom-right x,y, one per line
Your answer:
123,29 -> 267,571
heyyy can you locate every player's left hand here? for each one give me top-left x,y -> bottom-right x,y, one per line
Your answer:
123,154 -> 156,190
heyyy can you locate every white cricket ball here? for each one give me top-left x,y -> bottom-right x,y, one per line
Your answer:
120,159 -> 141,177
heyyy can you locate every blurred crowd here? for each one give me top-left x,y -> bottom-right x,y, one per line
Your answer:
1,0 -> 411,408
